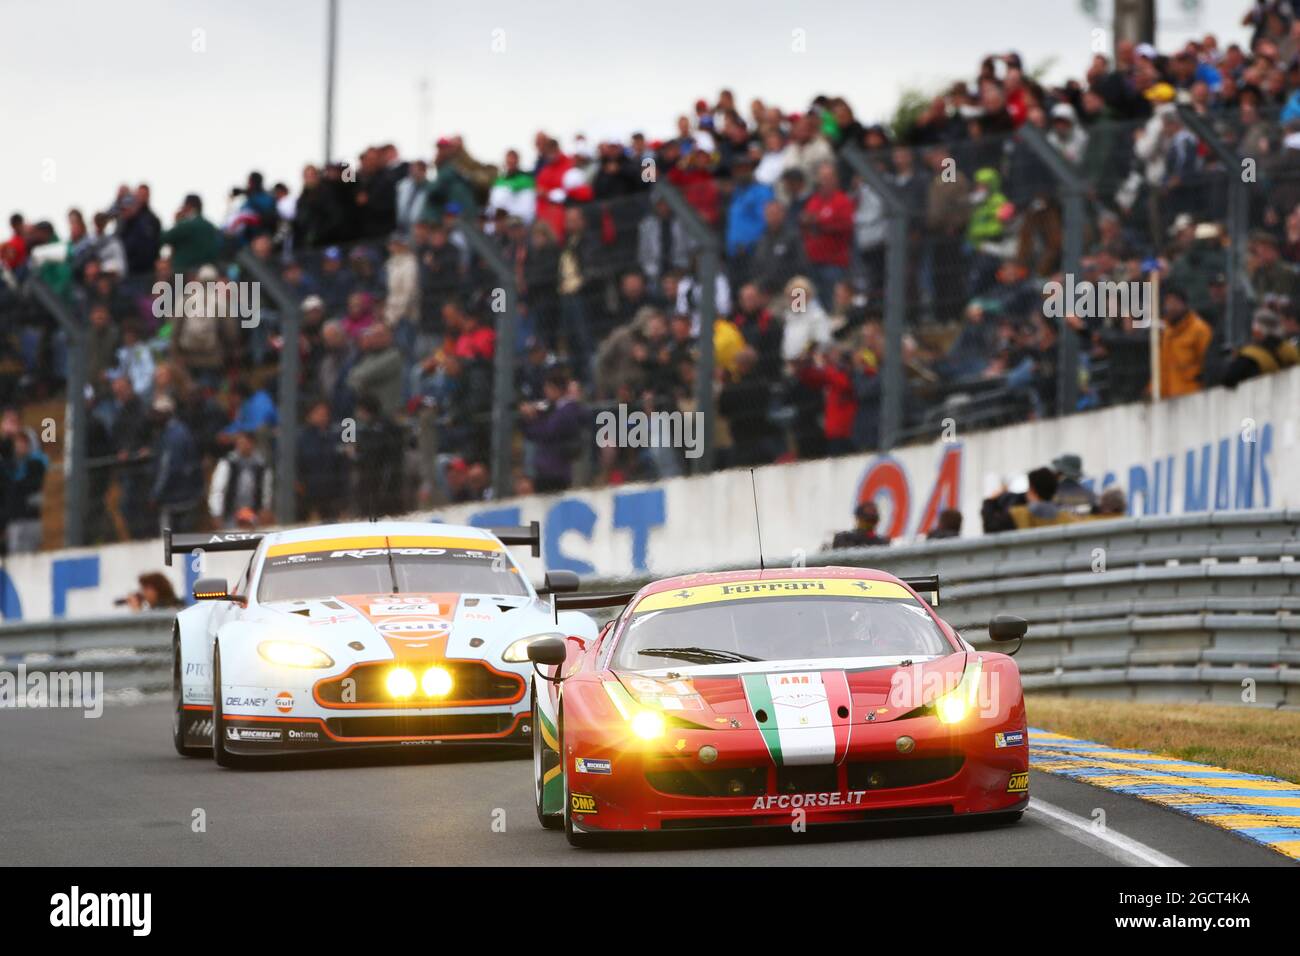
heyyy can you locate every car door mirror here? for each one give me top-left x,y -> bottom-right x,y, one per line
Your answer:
526,636 -> 568,667
192,577 -> 233,601
988,614 -> 1028,642
538,570 -> 580,595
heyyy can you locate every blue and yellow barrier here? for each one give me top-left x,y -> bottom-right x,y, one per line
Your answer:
1029,728 -> 1300,861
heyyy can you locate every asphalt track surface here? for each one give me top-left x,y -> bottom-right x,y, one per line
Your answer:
1,701 -> 1292,866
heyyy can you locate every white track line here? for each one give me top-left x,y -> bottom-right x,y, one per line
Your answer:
1026,798 -> 1187,867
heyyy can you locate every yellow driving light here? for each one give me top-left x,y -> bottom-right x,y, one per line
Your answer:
257,640 -> 334,669
934,658 -> 983,725
386,667 -> 417,698
630,710 -> 666,740
421,666 -> 453,697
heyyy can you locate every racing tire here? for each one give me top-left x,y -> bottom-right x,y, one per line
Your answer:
211,644 -> 254,769
532,684 -> 562,830
172,634 -> 208,757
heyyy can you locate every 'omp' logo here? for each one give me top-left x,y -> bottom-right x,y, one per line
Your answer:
1007,772 -> 1029,793
570,792 -> 598,814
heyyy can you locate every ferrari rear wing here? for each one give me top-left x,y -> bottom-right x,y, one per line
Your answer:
900,574 -> 940,606
163,528 -> 265,567
555,590 -> 639,612
489,521 -> 541,557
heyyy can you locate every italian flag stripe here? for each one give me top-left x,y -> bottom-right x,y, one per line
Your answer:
742,673 -> 783,766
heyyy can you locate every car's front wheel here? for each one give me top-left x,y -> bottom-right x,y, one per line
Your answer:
532,685 -> 562,830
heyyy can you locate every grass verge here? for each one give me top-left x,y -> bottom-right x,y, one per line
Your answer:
1026,695 -> 1300,784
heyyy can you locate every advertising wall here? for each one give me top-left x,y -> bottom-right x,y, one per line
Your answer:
4,368 -> 1295,623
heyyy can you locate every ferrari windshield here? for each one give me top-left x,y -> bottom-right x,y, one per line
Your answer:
257,543 -> 529,603
613,581 -> 952,671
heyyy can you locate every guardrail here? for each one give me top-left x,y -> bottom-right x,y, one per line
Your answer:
582,510 -> 1300,708
0,611 -> 173,698
1,512 -> 1296,706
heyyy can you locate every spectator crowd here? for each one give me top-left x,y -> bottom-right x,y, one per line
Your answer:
5,1 -> 1300,549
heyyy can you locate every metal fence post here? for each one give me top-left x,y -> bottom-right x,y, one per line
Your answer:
451,223 -> 519,500
235,250 -> 300,525
841,144 -> 908,451
25,277 -> 87,547
1017,125 -> 1083,417
1177,105 -> 1246,349
651,180 -> 718,472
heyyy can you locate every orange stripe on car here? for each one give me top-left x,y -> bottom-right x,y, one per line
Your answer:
266,535 -> 503,557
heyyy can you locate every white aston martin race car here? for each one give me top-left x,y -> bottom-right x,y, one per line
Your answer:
166,520 -> 599,767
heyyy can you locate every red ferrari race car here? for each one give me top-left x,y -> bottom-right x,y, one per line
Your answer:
528,566 -> 1030,847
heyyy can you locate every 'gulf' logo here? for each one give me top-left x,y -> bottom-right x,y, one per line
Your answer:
377,617 -> 452,640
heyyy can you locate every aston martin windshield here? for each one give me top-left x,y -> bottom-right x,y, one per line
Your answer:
257,545 -> 529,603
614,580 -> 952,670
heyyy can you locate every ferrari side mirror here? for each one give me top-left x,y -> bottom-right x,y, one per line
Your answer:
527,637 -> 568,667
988,614 -> 1028,642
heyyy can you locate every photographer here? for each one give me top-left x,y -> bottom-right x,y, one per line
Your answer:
120,572 -> 183,612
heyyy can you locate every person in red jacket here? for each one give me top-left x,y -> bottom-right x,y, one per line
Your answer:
1,213 -> 28,271
800,162 -> 855,309
795,343 -> 858,456
533,136 -> 574,241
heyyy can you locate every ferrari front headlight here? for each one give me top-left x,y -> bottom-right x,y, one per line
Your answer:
603,680 -> 667,740
258,640 -> 334,669
934,658 -> 983,725
630,710 -> 666,740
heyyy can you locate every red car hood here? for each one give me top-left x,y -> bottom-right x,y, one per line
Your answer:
616,653 -> 970,728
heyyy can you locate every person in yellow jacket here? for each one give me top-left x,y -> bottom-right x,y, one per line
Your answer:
713,316 -> 745,379
1154,284 -> 1212,398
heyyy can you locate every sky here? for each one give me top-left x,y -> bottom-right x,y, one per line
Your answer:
1,0 -> 1250,233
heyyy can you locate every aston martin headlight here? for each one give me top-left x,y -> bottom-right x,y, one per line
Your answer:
421,666 -> 453,697
257,640 -> 334,669
386,667 -> 417,698
502,635 -> 546,662
934,658 -> 983,725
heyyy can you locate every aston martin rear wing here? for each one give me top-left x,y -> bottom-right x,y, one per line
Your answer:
900,574 -> 940,606
489,521 -> 541,557
163,528 -> 265,566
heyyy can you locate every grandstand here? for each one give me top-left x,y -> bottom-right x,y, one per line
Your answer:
4,2 -> 1300,552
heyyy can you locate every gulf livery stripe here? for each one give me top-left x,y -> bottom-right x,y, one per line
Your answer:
266,535 -> 501,557
1029,727 -> 1300,861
